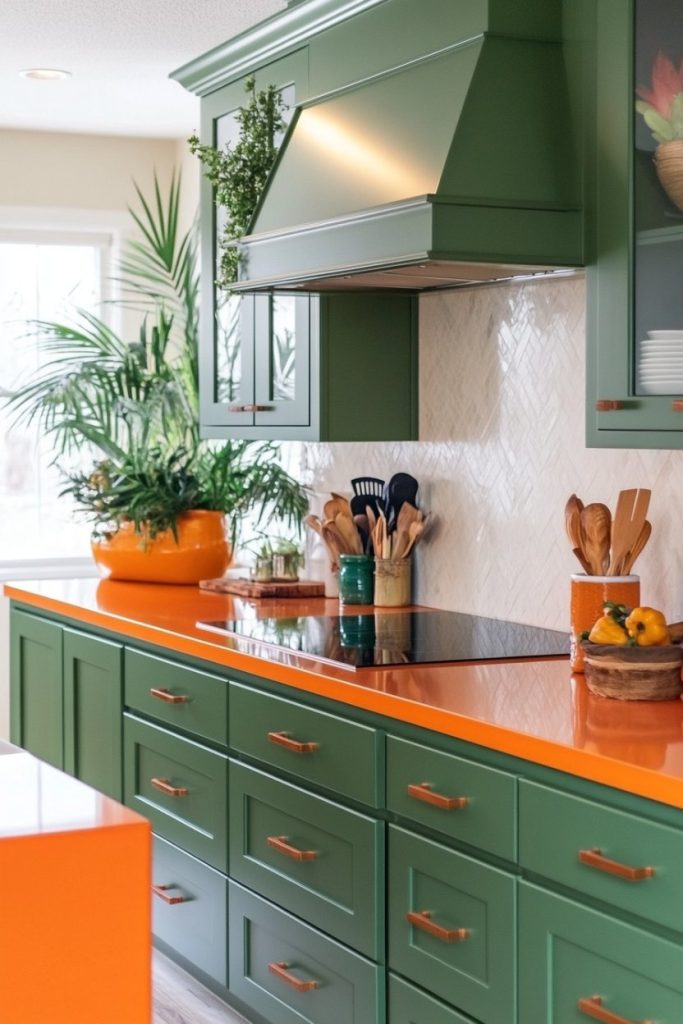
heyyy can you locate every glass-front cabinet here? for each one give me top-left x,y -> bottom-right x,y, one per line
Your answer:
198,51 -> 418,442
588,0 -> 683,446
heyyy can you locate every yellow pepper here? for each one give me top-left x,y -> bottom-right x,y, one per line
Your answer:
588,614 -> 629,645
624,607 -> 671,646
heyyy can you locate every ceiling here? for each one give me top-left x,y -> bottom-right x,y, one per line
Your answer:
0,0 -> 286,138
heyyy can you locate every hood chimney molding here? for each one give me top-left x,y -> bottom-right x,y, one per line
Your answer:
171,0 -> 384,97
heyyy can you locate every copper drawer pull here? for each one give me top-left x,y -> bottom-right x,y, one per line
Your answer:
672,400 -> 683,411
149,687 -> 189,704
407,782 -> 468,810
267,835 -> 318,862
152,884 -> 187,906
268,961 -> 319,992
151,777 -> 189,797
406,910 -> 469,943
578,848 -> 654,881
267,730 -> 319,754
229,404 -> 274,413
579,994 -> 654,1024
595,400 -> 624,412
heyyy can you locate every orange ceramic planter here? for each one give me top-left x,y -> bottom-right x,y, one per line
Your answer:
92,509 -> 231,584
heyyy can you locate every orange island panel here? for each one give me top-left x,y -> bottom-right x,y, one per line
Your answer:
0,742 -> 151,1024
6,577 -> 683,811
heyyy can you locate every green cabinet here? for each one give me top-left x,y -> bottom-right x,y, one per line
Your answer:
388,975 -> 476,1024
10,609 -> 63,769
10,609 -> 122,798
63,628 -> 123,799
388,824 -> 516,1024
197,48 -> 418,442
586,0 -> 683,447
519,881 -> 683,1023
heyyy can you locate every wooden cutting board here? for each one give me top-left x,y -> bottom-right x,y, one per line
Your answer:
199,577 -> 325,598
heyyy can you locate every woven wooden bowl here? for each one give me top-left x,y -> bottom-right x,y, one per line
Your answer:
581,641 -> 683,701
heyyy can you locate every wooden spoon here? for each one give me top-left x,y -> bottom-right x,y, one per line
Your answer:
565,494 -> 584,549
324,494 -> 351,522
334,511 -> 362,554
621,519 -> 652,575
580,503 -> 611,575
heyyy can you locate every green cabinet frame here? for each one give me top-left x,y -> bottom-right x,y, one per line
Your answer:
10,609 -> 63,769
585,0 -> 683,447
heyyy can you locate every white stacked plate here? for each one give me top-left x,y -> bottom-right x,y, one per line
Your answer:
638,330 -> 683,394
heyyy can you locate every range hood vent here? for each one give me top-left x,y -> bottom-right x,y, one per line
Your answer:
233,26 -> 583,293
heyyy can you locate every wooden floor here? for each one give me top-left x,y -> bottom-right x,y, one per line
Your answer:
153,949 -> 251,1024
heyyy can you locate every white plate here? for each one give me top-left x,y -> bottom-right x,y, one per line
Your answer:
647,330 -> 683,339
639,381 -> 683,394
638,374 -> 683,382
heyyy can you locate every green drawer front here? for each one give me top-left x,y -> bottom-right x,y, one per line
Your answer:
124,714 -> 228,871
228,880 -> 383,1024
388,825 -> 516,1024
388,974 -> 476,1024
519,881 -> 683,1023
229,682 -> 381,806
386,736 -> 516,861
519,780 -> 683,934
229,761 -> 383,959
152,835 -> 227,987
125,648 -> 228,745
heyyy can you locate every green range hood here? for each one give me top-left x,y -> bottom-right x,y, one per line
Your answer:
234,28 -> 583,293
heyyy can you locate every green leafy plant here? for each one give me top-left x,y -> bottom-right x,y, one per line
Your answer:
636,51 -> 683,143
4,172 -> 308,547
188,76 -> 286,288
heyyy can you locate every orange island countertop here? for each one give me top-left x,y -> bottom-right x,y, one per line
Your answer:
0,737 -> 151,1023
6,576 -> 683,811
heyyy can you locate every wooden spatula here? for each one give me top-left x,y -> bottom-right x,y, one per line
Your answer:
621,519 -> 652,575
608,488 -> 651,575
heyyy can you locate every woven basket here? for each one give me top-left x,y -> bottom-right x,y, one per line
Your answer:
654,139 -> 683,213
581,640 -> 683,701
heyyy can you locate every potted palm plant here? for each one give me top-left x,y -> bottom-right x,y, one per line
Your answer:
4,174 -> 308,583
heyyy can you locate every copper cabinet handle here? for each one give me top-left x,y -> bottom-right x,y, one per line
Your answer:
406,910 -> 469,943
267,730 -> 319,754
149,687 -> 189,704
152,883 -> 187,905
229,404 -> 274,412
672,400 -> 683,411
578,848 -> 654,882
407,782 -> 469,810
579,994 -> 654,1024
267,835 -> 318,862
595,400 -> 624,412
268,961 -> 319,992
151,776 -> 189,797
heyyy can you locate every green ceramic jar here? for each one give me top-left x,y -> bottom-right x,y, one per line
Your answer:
338,554 -> 374,605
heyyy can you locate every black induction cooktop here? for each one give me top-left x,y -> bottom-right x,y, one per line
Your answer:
196,610 -> 569,671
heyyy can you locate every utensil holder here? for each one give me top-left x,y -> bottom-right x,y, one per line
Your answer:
338,554 -> 374,605
570,574 -> 640,672
374,558 -> 411,607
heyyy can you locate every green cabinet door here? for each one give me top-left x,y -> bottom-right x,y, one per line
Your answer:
229,761 -> 383,959
10,609 -> 63,769
63,628 -> 123,800
228,880 -> 383,1024
388,825 -> 516,1024
519,881 -> 683,1023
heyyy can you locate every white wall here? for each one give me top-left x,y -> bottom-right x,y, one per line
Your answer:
301,274 -> 683,631
0,128 -> 200,740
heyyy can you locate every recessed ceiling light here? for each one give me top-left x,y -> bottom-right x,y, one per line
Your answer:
19,68 -> 72,81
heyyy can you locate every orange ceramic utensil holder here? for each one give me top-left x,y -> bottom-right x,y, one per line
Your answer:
570,573 -> 640,672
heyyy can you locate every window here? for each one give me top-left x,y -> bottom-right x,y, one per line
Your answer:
0,231 -> 112,564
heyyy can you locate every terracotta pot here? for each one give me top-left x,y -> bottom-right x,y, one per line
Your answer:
654,139 -> 683,212
92,509 -> 231,584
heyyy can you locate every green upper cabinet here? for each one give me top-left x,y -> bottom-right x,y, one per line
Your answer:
196,49 -> 418,441
586,0 -> 683,447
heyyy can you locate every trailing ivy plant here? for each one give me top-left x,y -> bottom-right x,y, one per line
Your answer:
189,77 -> 286,289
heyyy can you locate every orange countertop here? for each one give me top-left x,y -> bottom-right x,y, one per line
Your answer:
6,577 -> 683,811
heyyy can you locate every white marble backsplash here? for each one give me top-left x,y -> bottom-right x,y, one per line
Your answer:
290,274 -> 683,631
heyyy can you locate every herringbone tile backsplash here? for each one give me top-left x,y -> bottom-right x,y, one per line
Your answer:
289,273 -> 683,631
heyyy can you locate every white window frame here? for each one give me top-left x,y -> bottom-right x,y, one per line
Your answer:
0,206 -> 132,579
